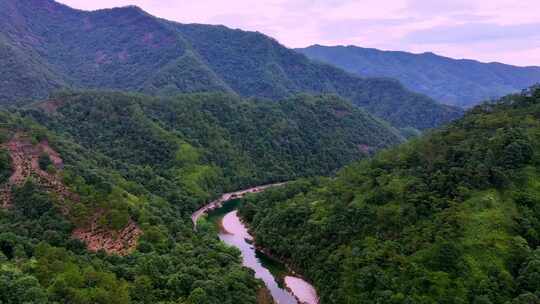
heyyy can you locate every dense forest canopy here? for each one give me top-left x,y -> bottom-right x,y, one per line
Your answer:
239,87 -> 540,303
1,1 -> 537,304
0,89 -> 404,303
0,107 -> 267,303
25,91 -> 403,198
0,0 -> 463,130
298,45 -> 540,108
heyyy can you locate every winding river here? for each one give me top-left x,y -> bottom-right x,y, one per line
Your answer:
192,184 -> 319,304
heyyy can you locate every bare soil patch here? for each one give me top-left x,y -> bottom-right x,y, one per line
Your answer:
0,133 -> 142,255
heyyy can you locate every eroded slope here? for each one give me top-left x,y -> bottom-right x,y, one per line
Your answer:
0,133 -> 142,255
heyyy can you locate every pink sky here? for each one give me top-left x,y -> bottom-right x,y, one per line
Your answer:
57,0 -> 540,66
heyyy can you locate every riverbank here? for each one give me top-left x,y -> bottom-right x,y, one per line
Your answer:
219,210 -> 319,304
246,226 -> 320,304
257,287 -> 274,304
284,277 -> 319,304
191,182 -> 286,229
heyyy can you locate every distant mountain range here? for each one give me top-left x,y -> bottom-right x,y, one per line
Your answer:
297,45 -> 540,108
0,0 -> 462,130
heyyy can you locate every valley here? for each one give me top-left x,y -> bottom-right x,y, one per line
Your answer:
218,209 -> 318,304
191,183 -> 320,304
0,1 -> 539,304
0,89 -> 404,303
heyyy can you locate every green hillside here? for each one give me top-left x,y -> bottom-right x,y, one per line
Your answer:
0,0 -> 462,130
298,45 -> 540,108
0,109 -> 264,303
27,91 -> 402,196
2,1 -> 538,303
239,86 -> 540,303
0,90 -> 402,302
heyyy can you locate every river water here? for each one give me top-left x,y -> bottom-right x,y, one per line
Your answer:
193,185 -> 319,304
219,210 -> 319,304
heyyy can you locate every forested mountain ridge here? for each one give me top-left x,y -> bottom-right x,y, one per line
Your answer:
298,45 -> 540,108
171,24 -> 462,130
26,91 -> 403,192
0,0 -> 463,130
239,86 -> 540,303
0,90 -> 403,302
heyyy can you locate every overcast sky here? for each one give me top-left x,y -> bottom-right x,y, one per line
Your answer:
57,0 -> 540,66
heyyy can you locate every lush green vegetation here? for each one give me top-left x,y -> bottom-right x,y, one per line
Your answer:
0,104 -> 266,303
0,148 -> 11,184
3,2 -> 538,304
298,45 -> 540,108
0,0 -> 462,130
0,185 -> 261,304
239,87 -> 540,303
0,88 -> 404,303
25,91 -> 402,204
173,23 -> 462,130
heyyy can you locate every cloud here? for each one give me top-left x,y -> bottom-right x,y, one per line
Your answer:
404,0 -> 473,15
405,22 -> 540,44
317,18 -> 417,42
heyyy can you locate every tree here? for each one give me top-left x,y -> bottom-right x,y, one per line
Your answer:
0,267 -> 48,304
187,287 -> 208,304
12,182 -> 54,219
511,293 -> 540,304
38,153 -> 53,171
518,249 -> 540,293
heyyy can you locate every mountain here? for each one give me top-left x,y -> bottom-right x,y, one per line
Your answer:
0,90 -> 403,302
238,86 -> 540,303
27,91 -> 403,192
0,0 -> 462,130
298,45 -> 540,108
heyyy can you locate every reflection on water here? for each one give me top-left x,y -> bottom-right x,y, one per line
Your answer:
219,210 -> 319,304
284,276 -> 319,304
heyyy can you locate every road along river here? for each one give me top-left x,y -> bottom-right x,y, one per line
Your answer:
191,183 -> 286,230
191,184 -> 319,304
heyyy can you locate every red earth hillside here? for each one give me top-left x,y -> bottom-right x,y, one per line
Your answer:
0,133 -> 142,255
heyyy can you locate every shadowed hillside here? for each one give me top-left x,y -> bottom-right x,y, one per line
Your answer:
0,0 -> 462,130
298,45 -> 540,108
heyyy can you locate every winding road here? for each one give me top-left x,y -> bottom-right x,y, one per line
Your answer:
191,182 -> 286,230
